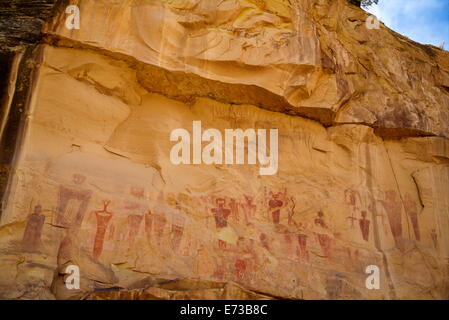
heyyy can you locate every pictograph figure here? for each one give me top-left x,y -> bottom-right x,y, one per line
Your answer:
22,204 -> 45,252
316,233 -> 332,258
267,188 -> 287,225
144,209 -> 153,244
379,190 -> 404,251
359,210 -> 370,241
127,214 -> 143,247
283,233 -> 295,258
55,173 -> 92,229
154,212 -> 167,247
314,210 -> 332,258
287,197 -> 296,226
234,259 -> 247,282
123,186 -> 149,247
229,198 -> 240,223
233,237 -> 256,284
345,188 -> 361,228
171,210 -> 185,252
296,234 -> 308,261
93,201 -> 113,259
241,195 -> 256,224
211,198 -> 231,249
314,210 -> 327,228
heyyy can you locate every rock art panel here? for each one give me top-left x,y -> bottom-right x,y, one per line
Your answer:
0,0 -> 448,300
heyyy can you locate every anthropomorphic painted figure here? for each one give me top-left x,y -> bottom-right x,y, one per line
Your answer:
22,204 -> 45,252
267,188 -> 287,225
344,188 -> 361,228
378,190 -> 404,251
93,200 -> 113,259
359,210 -> 370,241
144,208 -> 153,245
150,193 -> 168,248
168,195 -> 186,253
123,187 -> 148,247
55,173 -> 92,229
314,210 -> 332,258
127,214 -> 143,247
241,195 -> 256,225
296,233 -> 308,261
211,198 -> 231,249
314,210 -> 327,229
228,198 -> 240,223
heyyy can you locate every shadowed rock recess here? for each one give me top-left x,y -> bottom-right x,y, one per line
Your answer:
0,0 -> 448,300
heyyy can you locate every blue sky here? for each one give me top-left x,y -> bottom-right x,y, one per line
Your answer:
367,0 -> 449,48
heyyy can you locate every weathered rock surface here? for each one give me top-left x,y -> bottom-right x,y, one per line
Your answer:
0,0 -> 448,300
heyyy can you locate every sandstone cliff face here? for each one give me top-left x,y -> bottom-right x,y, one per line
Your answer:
0,0 -> 448,300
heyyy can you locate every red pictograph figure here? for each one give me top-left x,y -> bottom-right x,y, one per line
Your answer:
200,195 -> 214,228
314,210 -> 327,228
283,233 -> 294,257
241,195 -> 256,225
55,173 -> 92,229
234,259 -> 247,282
379,190 -> 404,251
314,211 -> 332,258
211,198 -> 231,249
344,188 -> 361,228
148,192 -> 168,247
296,234 -> 308,261
267,188 -> 287,225
171,211 -> 185,252
287,197 -> 296,226
154,212 -> 167,247
124,187 -> 148,246
93,201 -> 113,259
316,233 -> 332,258
404,193 -> 421,241
144,209 -> 153,244
229,198 -> 240,223
127,214 -> 143,247
22,204 -> 45,252
233,237 -> 256,284
359,210 -> 371,241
